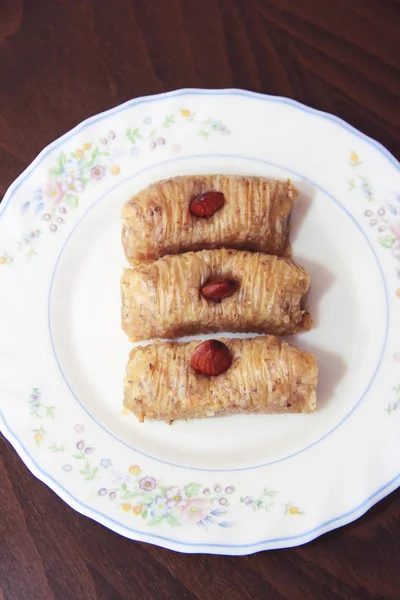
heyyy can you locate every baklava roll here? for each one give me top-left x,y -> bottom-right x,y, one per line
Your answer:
121,249 -> 311,341
122,175 -> 297,262
124,336 -> 318,422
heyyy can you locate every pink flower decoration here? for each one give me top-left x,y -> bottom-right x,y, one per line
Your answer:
90,165 -> 105,180
389,221 -> 400,248
62,178 -> 85,194
389,220 -> 400,238
73,424 -> 85,433
165,486 -> 186,509
41,180 -> 64,204
179,498 -> 211,524
139,476 -> 156,491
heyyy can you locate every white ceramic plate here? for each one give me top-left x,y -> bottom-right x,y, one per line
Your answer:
1,89 -> 399,555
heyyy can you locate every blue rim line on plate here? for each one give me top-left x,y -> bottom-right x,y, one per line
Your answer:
47,153 -> 389,472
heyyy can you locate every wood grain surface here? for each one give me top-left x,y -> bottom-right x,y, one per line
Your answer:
1,1 -> 399,599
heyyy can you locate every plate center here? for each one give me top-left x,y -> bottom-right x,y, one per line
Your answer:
49,156 -> 387,470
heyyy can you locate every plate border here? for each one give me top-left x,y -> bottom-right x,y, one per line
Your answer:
0,88 -> 399,221
1,410 -> 399,555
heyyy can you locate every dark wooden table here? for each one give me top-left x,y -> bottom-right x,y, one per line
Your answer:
1,1 -> 399,599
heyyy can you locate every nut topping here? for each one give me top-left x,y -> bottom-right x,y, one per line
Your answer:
200,279 -> 240,301
190,340 -> 232,376
189,191 -> 225,217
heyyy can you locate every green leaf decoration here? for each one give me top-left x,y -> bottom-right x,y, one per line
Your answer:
163,115 -> 175,128
79,463 -> 98,481
64,195 -> 79,209
166,512 -> 181,526
347,178 -> 356,190
45,406 -> 55,418
59,152 -> 67,168
49,167 -> 63,176
127,128 -> 143,144
184,482 -> 201,498
144,493 -> 157,504
198,129 -> 210,139
91,147 -> 100,161
263,488 -> 278,497
147,516 -> 164,526
48,443 -> 65,453
122,491 -> 141,500
378,235 -> 396,249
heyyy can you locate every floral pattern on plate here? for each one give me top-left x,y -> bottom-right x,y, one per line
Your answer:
385,384 -> 400,415
348,151 -> 400,295
0,109 -> 230,264
26,387 -> 305,529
